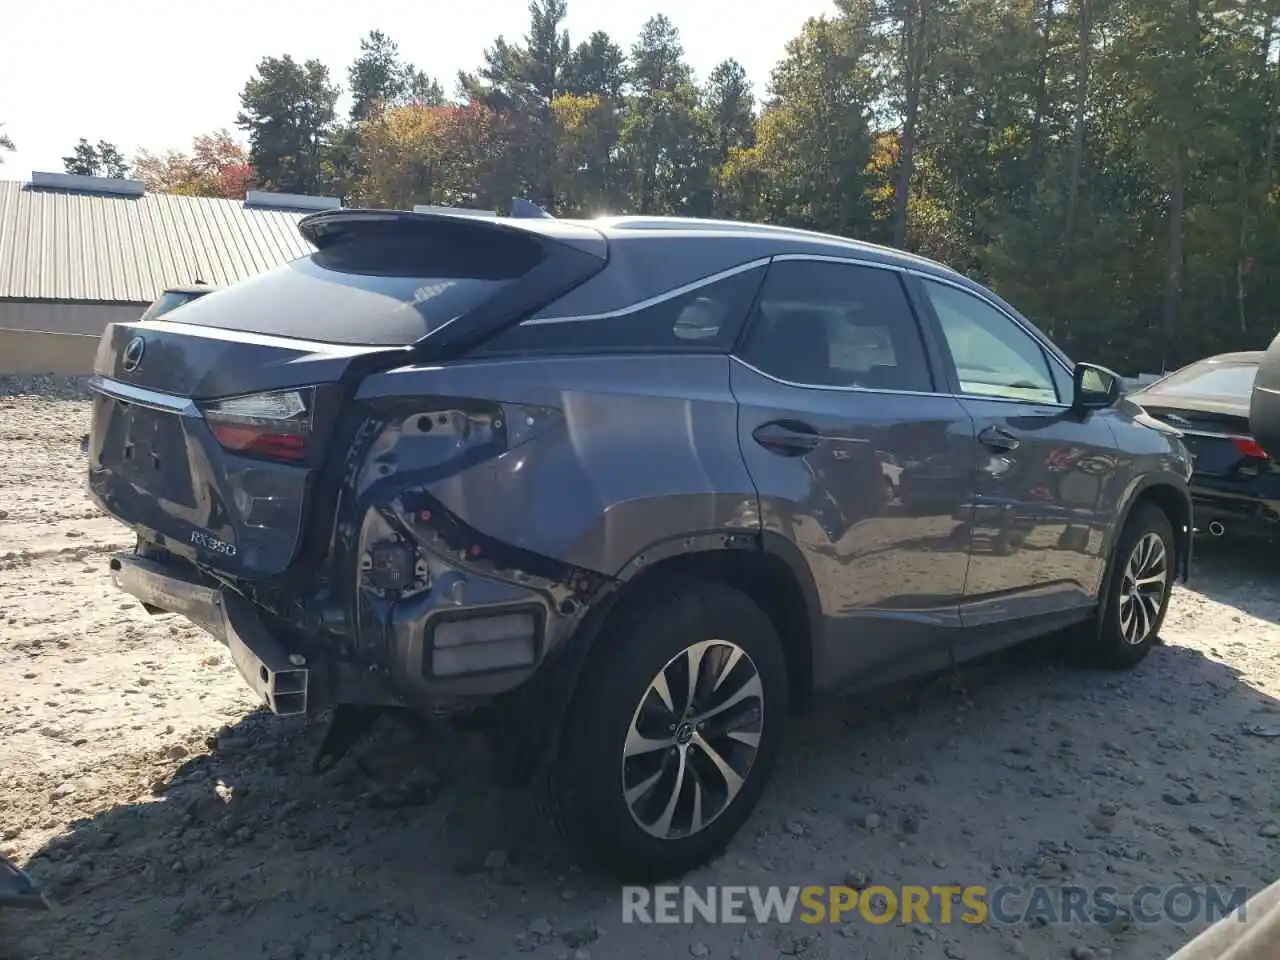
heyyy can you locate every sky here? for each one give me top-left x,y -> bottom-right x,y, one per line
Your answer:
0,0 -> 835,181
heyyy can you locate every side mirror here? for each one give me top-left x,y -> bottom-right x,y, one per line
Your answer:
1072,362 -> 1124,411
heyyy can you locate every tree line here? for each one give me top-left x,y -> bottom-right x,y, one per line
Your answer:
8,0 -> 1280,374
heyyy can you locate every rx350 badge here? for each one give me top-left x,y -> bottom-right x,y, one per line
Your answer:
190,529 -> 236,557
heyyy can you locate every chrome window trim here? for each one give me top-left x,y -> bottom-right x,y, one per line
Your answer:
731,356 -> 1073,410
768,256 -> 1074,383
731,356 -> 956,399
768,252 -> 906,272
732,255 -> 1076,409
948,389 -> 1069,410
88,375 -> 200,418
509,250 -> 1079,414
520,257 -> 774,326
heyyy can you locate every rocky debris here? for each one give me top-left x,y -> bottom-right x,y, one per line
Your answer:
0,374 -> 92,400
561,923 -> 600,949
843,870 -> 871,890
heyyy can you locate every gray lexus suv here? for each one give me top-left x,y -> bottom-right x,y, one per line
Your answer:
86,208 -> 1194,880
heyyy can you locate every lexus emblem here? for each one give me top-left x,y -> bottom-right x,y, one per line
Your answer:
122,336 -> 146,373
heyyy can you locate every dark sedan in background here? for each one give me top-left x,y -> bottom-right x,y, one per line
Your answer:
1132,351 -> 1279,539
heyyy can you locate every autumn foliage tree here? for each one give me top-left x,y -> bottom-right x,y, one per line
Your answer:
352,101 -> 517,210
94,0 -> 1280,374
133,130 -> 254,198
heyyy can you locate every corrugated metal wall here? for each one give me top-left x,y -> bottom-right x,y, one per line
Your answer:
0,180 -> 314,303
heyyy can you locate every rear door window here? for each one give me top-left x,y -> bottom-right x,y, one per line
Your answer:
736,260 -> 934,392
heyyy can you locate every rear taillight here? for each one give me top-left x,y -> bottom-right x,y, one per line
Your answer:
1233,436 -> 1271,460
202,388 -> 314,464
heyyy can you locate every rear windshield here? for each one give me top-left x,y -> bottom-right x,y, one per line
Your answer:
1153,361 -> 1258,400
140,290 -> 206,322
167,222 -> 544,346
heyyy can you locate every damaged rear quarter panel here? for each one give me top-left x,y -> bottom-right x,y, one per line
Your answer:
354,354 -> 762,578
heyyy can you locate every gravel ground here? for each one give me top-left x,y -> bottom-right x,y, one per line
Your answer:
2,381 -> 1279,960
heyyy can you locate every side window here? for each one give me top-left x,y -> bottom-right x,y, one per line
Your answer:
736,260 -> 932,392
920,279 -> 1060,404
472,265 -> 766,356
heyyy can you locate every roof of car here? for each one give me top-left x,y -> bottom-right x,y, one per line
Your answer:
583,215 -> 959,277
1195,350 -> 1264,365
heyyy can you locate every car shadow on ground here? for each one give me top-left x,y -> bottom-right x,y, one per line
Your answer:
1184,535 -> 1280,624
6,629 -> 1280,960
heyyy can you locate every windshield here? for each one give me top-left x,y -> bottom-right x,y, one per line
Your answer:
166,256 -> 517,346
166,224 -> 545,346
1153,360 -> 1258,400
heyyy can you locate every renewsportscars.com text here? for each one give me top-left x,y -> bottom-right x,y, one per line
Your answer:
621,884 -> 1250,926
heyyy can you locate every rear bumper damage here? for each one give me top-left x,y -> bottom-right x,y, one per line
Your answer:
109,553 -> 315,716
107,536 -> 599,724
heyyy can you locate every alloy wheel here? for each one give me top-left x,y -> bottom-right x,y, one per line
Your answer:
621,639 -> 764,840
1119,532 -> 1169,645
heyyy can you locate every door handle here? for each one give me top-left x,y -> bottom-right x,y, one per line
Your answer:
752,420 -> 822,456
978,425 -> 1020,451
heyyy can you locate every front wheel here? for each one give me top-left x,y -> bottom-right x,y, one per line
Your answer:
1088,502 -> 1176,668
545,580 -> 788,882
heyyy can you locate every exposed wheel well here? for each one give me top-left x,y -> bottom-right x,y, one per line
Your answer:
602,549 -> 814,713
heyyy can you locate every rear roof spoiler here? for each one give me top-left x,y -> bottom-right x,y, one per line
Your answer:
295,207 -> 609,361
297,208 -> 604,258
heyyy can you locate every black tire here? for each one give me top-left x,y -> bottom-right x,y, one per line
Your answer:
544,579 -> 788,883
1088,502 -> 1176,668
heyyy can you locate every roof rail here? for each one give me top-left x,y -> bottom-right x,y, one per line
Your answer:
411,204 -> 498,218
29,171 -> 145,198
510,197 -> 554,219
244,190 -> 340,212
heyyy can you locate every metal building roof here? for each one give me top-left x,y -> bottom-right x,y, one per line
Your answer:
0,179 -> 318,303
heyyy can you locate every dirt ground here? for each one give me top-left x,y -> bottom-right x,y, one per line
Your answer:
3,379 -> 1279,960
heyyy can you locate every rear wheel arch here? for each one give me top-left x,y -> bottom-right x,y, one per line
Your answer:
546,536 -> 817,755
608,537 -> 817,714
494,537 -> 814,788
